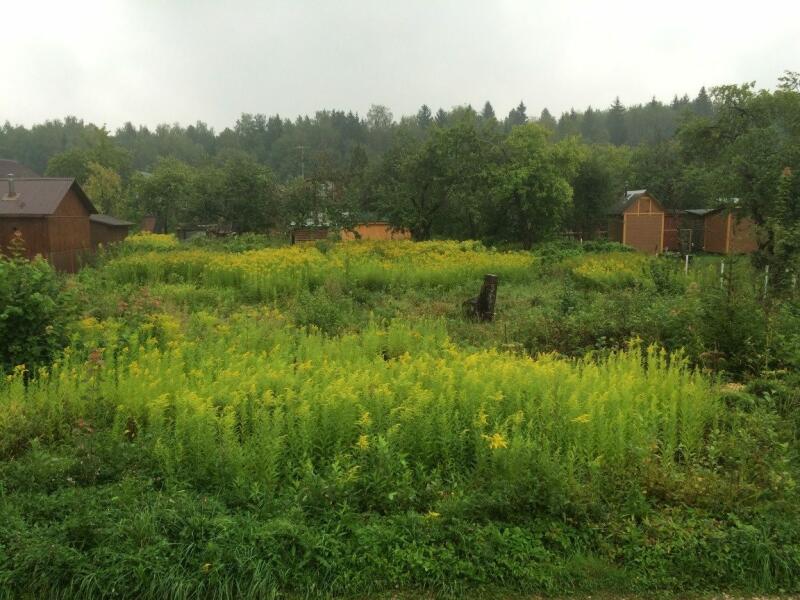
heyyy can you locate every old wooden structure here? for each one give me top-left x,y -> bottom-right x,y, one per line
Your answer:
662,209 -> 708,253
90,214 -> 134,248
340,222 -> 412,241
290,226 -> 330,244
702,207 -> 758,254
607,190 -> 665,254
1,176 -> 130,272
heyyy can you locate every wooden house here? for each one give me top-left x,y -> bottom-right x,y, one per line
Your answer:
1,176 -> 130,272
703,207 -> 758,254
607,190 -> 664,254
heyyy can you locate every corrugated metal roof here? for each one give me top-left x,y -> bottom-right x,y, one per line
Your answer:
90,214 -> 133,227
607,189 -> 650,215
0,159 -> 39,178
0,178 -> 96,216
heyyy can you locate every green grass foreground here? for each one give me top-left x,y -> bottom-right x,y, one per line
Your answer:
1,237 -> 799,598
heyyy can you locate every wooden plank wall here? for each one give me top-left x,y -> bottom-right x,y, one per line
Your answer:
340,223 -> 412,241
47,190 -> 92,272
622,195 -> 664,254
0,217 -> 49,260
91,222 -> 130,248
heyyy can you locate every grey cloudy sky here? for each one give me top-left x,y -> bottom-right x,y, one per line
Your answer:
3,0 -> 799,130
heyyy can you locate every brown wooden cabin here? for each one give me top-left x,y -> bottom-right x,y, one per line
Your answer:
1,176 -> 130,272
90,214 -> 133,248
607,190 -> 664,254
340,221 -> 411,241
703,207 -> 758,254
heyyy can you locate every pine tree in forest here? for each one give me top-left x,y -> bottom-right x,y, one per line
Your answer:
481,101 -> 496,121
538,108 -> 557,130
417,105 -> 433,129
692,87 -> 713,117
607,96 -> 627,145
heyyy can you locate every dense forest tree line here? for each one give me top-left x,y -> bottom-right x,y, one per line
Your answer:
1,77 -> 798,259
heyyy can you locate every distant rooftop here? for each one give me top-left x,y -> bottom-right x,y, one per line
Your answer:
0,159 -> 40,178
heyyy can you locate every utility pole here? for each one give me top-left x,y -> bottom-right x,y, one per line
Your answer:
296,145 -> 306,179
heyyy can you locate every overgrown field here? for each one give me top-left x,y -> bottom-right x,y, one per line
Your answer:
2,235 -> 800,598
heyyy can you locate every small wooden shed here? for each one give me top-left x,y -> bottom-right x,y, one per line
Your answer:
1,176 -> 130,271
607,190 -> 664,254
90,214 -> 133,248
703,207 -> 758,254
340,221 -> 411,241
1,177 -> 97,272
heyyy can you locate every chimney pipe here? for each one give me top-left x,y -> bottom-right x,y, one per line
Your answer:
7,173 -> 15,197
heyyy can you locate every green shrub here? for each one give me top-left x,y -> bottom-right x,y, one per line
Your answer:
0,248 -> 73,374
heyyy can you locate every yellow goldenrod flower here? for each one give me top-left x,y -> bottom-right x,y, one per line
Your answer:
483,432 -> 508,450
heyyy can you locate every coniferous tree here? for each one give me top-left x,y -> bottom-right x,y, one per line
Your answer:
538,108 -> 557,131
505,101 -> 528,129
580,107 -> 607,143
607,96 -> 627,145
416,104 -> 433,129
692,86 -> 714,117
434,108 -> 448,127
481,101 -> 496,121
557,109 -> 581,139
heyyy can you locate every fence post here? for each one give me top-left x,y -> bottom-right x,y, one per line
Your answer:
763,264 -> 769,300
684,254 -> 689,276
463,274 -> 499,322
719,259 -> 725,289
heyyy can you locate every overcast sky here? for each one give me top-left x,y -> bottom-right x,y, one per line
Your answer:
3,0 -> 798,131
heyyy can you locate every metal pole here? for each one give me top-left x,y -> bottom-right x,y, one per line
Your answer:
720,259 -> 725,289
684,254 -> 689,276
763,265 -> 769,300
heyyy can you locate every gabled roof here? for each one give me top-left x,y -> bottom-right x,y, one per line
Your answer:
0,159 -> 40,178
607,189 -> 660,215
0,178 -> 97,216
90,214 -> 133,227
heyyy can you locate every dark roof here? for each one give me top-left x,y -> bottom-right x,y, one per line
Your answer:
607,189 -> 652,215
0,159 -> 40,178
684,208 -> 715,216
0,178 -> 97,216
90,214 -> 133,227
